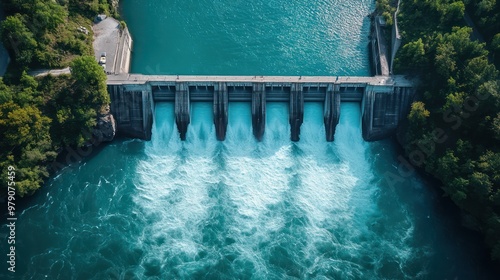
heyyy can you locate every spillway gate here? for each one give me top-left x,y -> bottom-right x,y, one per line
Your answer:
107,74 -> 414,142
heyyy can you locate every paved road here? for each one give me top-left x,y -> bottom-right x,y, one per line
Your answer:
29,67 -> 71,77
29,16 -> 123,78
464,12 -> 485,43
107,74 -> 413,87
93,17 -> 120,74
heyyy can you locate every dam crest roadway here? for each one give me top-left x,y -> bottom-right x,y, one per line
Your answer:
107,74 -> 414,142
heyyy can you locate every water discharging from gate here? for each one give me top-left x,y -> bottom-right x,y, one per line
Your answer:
136,102 -> 377,278
126,102 -> 492,278
6,102 -> 495,278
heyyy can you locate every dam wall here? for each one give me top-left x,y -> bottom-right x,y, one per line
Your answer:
107,75 -> 413,142
362,84 -> 414,141
108,83 -> 153,140
115,27 -> 133,74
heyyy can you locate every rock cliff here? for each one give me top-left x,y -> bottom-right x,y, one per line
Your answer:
93,105 -> 116,142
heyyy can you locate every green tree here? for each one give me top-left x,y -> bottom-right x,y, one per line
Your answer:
0,101 -> 52,148
444,27 -> 487,61
462,57 -> 498,90
33,0 -> 67,31
439,1 -> 465,26
15,165 -> 48,197
492,33 -> 500,65
443,92 -> 465,111
394,0 -> 500,261
13,71 -> 41,106
437,150 -> 460,179
70,55 -> 109,106
476,0 -> 496,14
470,171 -> 493,197
48,56 -> 110,146
0,78 -> 13,103
0,14 -> 37,66
408,101 -> 430,126
493,113 -> 500,140
395,39 -> 426,71
492,33 -> 500,53
435,42 -> 456,78
53,105 -> 97,146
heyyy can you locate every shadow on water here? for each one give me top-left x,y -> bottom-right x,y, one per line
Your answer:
0,138 -> 148,279
368,138 -> 500,279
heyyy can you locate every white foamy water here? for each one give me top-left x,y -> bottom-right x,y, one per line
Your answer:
4,103 -> 496,279
131,102 -> 416,278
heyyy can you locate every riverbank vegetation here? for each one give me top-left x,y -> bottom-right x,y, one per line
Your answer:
385,0 -> 500,260
0,0 -> 116,196
0,57 -> 109,196
464,0 -> 500,66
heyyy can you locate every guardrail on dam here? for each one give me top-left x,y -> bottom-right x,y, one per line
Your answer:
107,74 -> 414,142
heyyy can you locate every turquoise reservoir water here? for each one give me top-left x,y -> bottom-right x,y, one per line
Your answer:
1,0 -> 497,278
122,0 -> 371,75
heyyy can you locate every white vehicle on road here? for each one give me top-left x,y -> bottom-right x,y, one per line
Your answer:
99,52 -> 106,64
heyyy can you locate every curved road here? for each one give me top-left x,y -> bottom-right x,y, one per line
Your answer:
28,67 -> 71,77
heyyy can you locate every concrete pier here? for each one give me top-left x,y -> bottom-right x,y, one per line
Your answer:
252,83 -> 266,141
213,82 -> 228,141
289,83 -> 304,142
108,84 -> 153,140
324,84 -> 341,141
175,83 -> 190,140
362,85 -> 413,141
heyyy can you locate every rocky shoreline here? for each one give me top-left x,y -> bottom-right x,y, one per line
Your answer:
92,105 -> 116,143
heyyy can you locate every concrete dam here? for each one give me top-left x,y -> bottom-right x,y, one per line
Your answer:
107,74 -> 414,142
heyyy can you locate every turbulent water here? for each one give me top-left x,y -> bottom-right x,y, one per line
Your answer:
1,0 -> 497,279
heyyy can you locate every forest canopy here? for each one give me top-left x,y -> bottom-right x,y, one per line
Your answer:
390,0 -> 500,260
0,0 -> 115,196
0,56 -> 109,196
